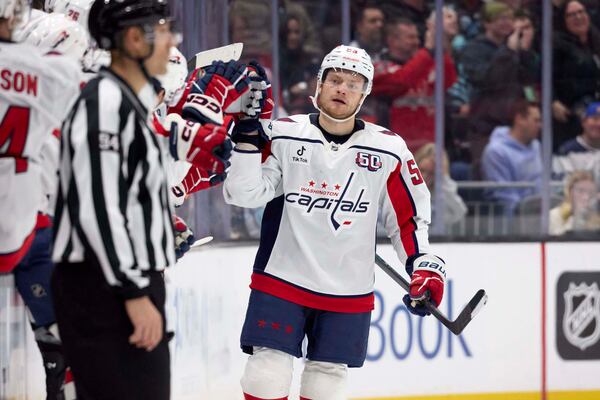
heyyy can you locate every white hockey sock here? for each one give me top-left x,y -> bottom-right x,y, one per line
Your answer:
241,347 -> 293,399
300,360 -> 347,400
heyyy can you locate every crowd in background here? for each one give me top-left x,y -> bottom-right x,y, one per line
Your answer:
215,0 -> 600,239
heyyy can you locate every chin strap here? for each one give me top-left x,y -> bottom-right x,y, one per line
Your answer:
309,86 -> 367,123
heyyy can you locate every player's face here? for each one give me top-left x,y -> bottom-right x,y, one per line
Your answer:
145,22 -> 177,77
318,70 -> 366,119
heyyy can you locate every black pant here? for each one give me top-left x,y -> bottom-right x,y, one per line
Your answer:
51,260 -> 170,400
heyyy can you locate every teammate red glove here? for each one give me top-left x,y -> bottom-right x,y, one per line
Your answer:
186,60 -> 250,116
171,165 -> 227,206
402,255 -> 446,316
173,215 -> 194,260
165,113 -> 232,175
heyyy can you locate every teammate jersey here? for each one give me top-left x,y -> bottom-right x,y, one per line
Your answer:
0,41 -> 80,253
224,114 -> 433,313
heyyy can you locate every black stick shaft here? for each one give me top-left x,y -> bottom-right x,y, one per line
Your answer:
374,254 -> 457,333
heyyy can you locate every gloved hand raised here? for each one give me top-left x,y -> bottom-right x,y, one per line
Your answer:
183,60 -> 250,124
230,61 -> 274,149
165,113 -> 232,175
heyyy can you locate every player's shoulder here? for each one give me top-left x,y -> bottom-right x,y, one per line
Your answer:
266,113 -> 315,139
1,41 -> 80,84
360,120 -> 410,154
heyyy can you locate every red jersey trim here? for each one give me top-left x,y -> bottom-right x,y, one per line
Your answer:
386,162 -> 419,256
35,213 -> 52,229
250,272 -> 374,313
0,229 -> 35,273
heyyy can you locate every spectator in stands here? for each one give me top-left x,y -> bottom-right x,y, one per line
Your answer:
350,3 -> 385,61
378,0 -> 430,39
279,13 -> 320,114
414,143 -> 468,230
370,14 -> 457,151
481,100 -> 542,215
229,0 -> 321,65
550,170 -> 600,235
467,8 -> 540,172
552,0 -> 600,150
553,102 -> 600,182
459,1 -> 514,104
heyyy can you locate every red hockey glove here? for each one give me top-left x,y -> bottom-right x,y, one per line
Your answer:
403,255 -> 446,316
170,165 -> 227,207
185,60 -> 250,121
173,215 -> 194,260
165,113 -> 232,175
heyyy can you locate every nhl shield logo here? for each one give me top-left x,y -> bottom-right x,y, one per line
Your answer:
562,282 -> 600,351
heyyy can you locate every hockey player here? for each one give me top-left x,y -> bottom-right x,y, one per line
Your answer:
223,45 -> 447,400
1,1 -> 81,397
0,0 -> 80,273
51,0 -> 244,397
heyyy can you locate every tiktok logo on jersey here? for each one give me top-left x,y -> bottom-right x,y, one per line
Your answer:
285,172 -> 371,234
290,143 -> 312,165
356,151 -> 382,172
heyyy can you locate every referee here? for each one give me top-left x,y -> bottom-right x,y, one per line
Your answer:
51,1 -> 178,398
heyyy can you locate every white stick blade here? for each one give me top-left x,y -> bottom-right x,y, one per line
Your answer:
190,236 -> 214,248
194,43 -> 244,68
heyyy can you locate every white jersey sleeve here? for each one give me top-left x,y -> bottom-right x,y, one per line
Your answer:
39,131 -> 61,216
223,144 -> 283,209
0,42 -> 81,253
379,136 -> 432,264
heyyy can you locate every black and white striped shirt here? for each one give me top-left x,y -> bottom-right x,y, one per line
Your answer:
53,68 -> 176,298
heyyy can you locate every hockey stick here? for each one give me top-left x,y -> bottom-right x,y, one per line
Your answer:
190,236 -> 214,249
375,254 -> 487,335
188,43 -> 244,70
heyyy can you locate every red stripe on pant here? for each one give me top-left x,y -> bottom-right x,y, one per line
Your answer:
0,229 -> 35,273
243,394 -> 288,400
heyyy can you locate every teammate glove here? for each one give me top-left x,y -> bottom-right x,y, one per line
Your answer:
165,113 -> 232,175
403,254 -> 446,316
171,166 -> 227,207
185,60 -> 250,122
173,215 -> 194,260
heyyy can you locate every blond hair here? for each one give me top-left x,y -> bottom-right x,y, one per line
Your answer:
413,142 -> 449,175
558,170 -> 596,221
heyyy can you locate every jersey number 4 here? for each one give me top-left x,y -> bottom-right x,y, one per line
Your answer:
0,106 -> 30,173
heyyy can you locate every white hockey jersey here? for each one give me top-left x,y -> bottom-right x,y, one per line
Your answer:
224,114 -> 433,313
0,41 -> 80,253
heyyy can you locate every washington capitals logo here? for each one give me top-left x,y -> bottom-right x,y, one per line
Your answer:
285,172 -> 370,234
356,151 -> 382,172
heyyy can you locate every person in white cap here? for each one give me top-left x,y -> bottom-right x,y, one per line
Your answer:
224,45 -> 448,400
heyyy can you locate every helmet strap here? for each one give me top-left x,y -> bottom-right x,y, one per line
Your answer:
310,84 -> 367,124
